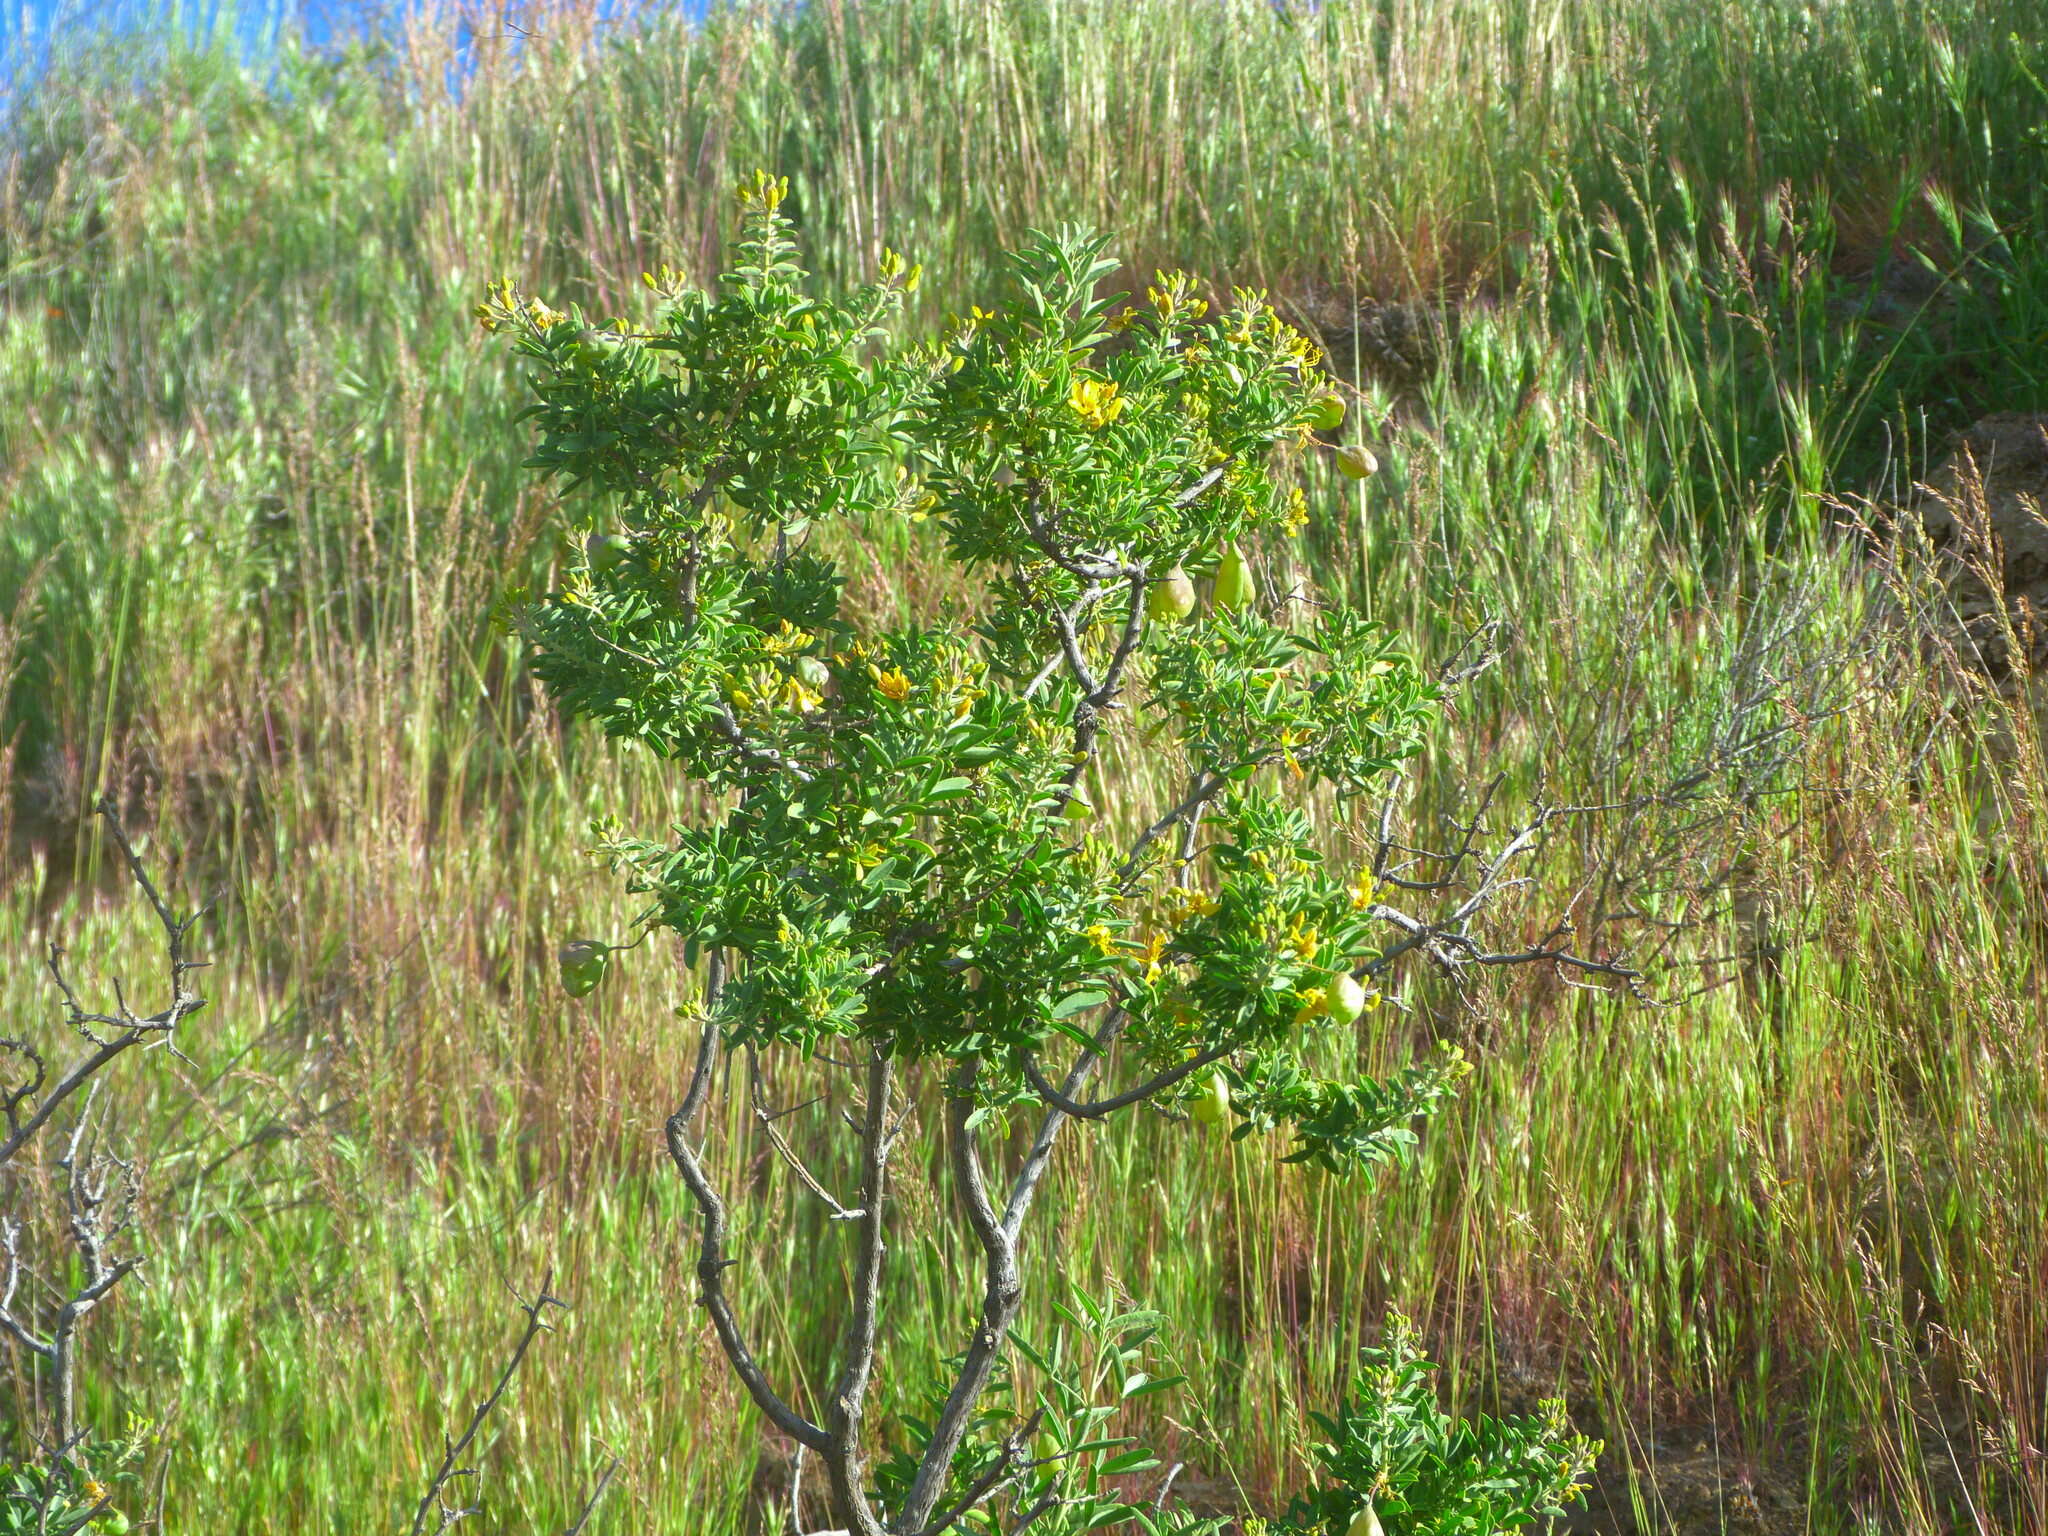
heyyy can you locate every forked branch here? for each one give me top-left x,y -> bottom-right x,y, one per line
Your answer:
3,798 -> 209,1169
408,1272 -> 567,1536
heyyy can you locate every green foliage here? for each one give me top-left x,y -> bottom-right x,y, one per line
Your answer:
0,1423 -> 150,1536
490,180 -> 1438,1127
874,1287 -> 1228,1536
1229,1051 -> 1468,1176
482,178 -> 1587,1530
8,0 -> 2048,1525
1264,1316 -> 1599,1536
1148,611 -> 1434,796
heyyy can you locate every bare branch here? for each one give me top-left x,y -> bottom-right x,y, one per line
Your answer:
560,1456 -> 622,1536
1017,1037 -> 1235,1124
748,1049 -> 864,1220
664,1070 -> 830,1455
897,1026 -> 1111,1535
3,802 -> 208,1169
894,1076 -> 1021,1535
821,1049 -> 896,1536
1023,584 -> 1108,699
1117,770 -> 1222,886
916,1407 -> 1048,1536
408,1271 -> 566,1536
0,1108 -> 147,1462
662,952 -> 830,1452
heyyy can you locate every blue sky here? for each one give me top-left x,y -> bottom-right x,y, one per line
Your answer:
2,0 -> 660,99
8,0 -> 370,66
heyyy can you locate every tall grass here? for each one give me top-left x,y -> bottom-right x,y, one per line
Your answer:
3,0 -> 2047,1529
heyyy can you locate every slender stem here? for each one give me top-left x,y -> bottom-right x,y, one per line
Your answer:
7,799 -> 207,1170
895,1039 -> 1104,1535
823,1048 -> 895,1536
893,1081 -> 1018,1535
749,1049 -> 862,1219
1116,770 -> 1222,887
408,1272 -> 564,1536
917,1407 -> 1047,1536
664,957 -> 830,1455
1016,1037 -> 1234,1125
559,1457 -> 621,1536
0,1036 -> 133,1170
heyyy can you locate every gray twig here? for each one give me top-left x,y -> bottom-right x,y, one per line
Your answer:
407,1271 -> 567,1536
3,799 -> 208,1169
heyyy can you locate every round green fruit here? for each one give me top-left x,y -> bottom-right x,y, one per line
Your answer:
1326,971 -> 1369,1026
1345,1504 -> 1384,1536
1146,565 -> 1197,623
1190,1071 -> 1231,1127
586,532 -> 632,573
558,939 -> 610,998
1211,544 -> 1256,612
1334,444 -> 1378,480
1308,393 -> 1346,433
796,655 -> 832,689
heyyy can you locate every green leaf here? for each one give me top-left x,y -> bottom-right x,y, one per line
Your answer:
1051,988 -> 1109,1020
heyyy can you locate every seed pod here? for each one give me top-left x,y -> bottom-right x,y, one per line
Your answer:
1190,1071 -> 1231,1127
1334,444 -> 1378,480
1325,971 -> 1370,1025
1211,544 -> 1256,612
1061,787 -> 1095,823
1345,1503 -> 1384,1536
558,939 -> 610,998
1146,565 -> 1197,623
1308,393 -> 1346,433
586,532 -> 633,572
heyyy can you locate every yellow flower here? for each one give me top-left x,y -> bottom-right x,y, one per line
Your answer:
774,676 -> 823,714
1163,885 -> 1220,926
81,1481 -> 108,1504
641,262 -> 684,295
474,276 -> 521,332
1067,376 -> 1124,430
760,620 -> 811,657
1281,486 -> 1309,538
1133,931 -> 1168,984
1286,331 -> 1323,369
868,665 -> 912,702
1278,727 -> 1309,778
1348,876 -> 1377,911
1285,914 -> 1320,962
1083,922 -> 1117,956
736,170 -> 789,210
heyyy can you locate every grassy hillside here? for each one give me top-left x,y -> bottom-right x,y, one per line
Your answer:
4,0 -> 2047,1529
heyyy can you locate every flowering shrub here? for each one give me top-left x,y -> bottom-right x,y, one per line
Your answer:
482,174 -> 1594,1534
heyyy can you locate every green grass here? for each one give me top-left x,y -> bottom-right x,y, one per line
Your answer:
4,0 -> 2048,1529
